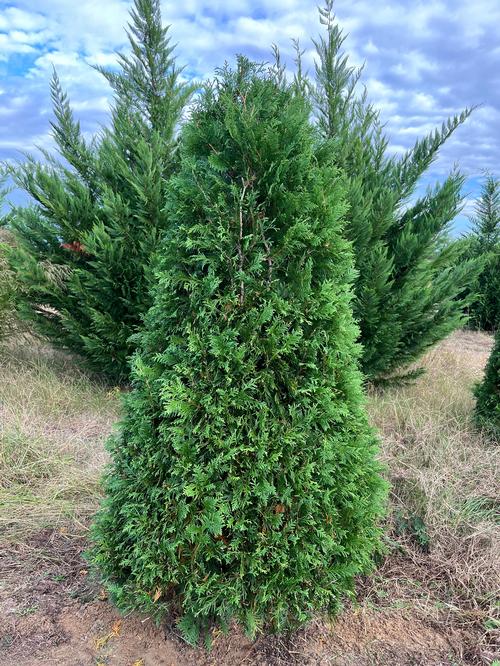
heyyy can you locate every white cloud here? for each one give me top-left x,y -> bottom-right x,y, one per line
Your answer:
0,32 -> 36,57
0,7 -> 48,31
364,39 -> 378,55
412,92 -> 436,112
391,51 -> 438,83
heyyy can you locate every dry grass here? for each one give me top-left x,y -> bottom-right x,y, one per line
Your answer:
371,330 -> 498,541
0,337 -> 120,540
368,329 -> 499,655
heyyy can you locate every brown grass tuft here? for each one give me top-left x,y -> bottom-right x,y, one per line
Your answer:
0,338 -> 120,541
368,329 -> 499,659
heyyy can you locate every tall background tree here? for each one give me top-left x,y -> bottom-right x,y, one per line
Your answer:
0,181 -> 17,345
5,0 -> 194,381
308,0 -> 478,381
461,176 -> 500,331
474,328 -> 500,439
90,59 -> 386,642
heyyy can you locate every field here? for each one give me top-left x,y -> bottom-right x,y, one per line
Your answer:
0,330 -> 498,665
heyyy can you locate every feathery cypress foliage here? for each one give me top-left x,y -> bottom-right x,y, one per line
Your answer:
464,176 -> 500,331
0,185 -> 17,344
89,60 -> 386,642
0,233 -> 16,344
6,0 -> 194,381
309,1 -> 478,380
474,328 -> 500,439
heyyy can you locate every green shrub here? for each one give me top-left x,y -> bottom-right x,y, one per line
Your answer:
0,228 -> 16,344
89,59 -> 386,642
0,180 -> 17,343
6,0 -> 194,382
474,329 -> 500,439
463,176 -> 500,331
308,1 -> 478,380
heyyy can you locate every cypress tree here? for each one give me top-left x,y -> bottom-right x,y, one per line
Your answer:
0,185 -> 17,344
6,0 -> 194,381
0,231 -> 16,344
90,60 -> 386,641
464,176 -> 500,331
309,1 -> 478,381
474,328 -> 500,439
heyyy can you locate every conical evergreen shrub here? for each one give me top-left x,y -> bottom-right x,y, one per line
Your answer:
474,329 -> 500,439
6,0 -> 194,381
90,60 -> 386,641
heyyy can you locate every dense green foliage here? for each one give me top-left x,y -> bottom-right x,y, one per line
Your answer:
90,60 -> 386,642
0,182 -> 17,343
308,1 -> 478,380
0,212 -> 16,344
462,176 -> 500,331
475,328 -> 500,439
6,0 -> 194,381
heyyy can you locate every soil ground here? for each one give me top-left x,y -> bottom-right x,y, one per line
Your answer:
0,530 -> 483,666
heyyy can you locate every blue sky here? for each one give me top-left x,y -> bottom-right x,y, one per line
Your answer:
1,0 -> 498,234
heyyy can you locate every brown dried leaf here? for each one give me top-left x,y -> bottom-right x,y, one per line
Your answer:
111,620 -> 122,637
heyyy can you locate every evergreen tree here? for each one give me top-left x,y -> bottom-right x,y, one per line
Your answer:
6,0 -> 194,381
0,185 -> 17,344
464,176 -> 500,331
309,1 -> 478,380
474,328 -> 500,439
0,231 -> 16,344
90,60 -> 386,641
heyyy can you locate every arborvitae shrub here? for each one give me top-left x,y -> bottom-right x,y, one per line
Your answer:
90,60 -> 386,642
308,1 -> 478,381
474,329 -> 500,439
6,0 -> 194,381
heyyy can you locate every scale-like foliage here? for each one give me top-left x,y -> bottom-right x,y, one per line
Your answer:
309,1 -> 479,380
90,60 -> 386,640
6,0 -> 194,381
475,329 -> 500,439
